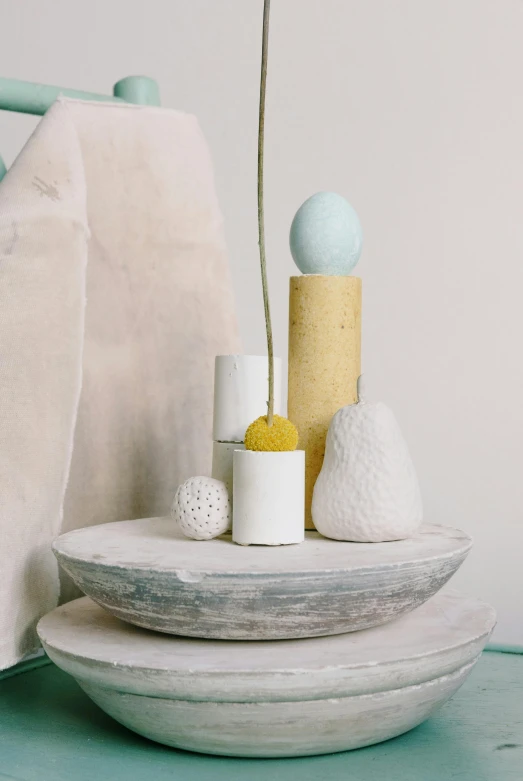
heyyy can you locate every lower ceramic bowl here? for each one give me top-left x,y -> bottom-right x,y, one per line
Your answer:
37,591 -> 495,758
52,517 -> 472,639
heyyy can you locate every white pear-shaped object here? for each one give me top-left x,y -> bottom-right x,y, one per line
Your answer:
312,379 -> 422,542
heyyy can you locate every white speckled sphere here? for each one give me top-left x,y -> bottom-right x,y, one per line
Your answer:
290,192 -> 363,275
172,477 -> 231,540
312,400 -> 422,542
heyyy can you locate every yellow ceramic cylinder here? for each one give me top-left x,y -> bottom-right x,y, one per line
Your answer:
288,275 -> 362,528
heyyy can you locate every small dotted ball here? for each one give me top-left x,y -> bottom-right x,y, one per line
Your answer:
290,191 -> 363,276
244,414 -> 299,452
171,476 -> 231,540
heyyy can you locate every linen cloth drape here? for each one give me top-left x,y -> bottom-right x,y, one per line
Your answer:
0,98 -> 240,669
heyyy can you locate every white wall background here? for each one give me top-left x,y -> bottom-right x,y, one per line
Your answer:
2,0 -> 522,644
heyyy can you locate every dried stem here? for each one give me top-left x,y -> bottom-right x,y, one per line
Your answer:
258,0 -> 274,426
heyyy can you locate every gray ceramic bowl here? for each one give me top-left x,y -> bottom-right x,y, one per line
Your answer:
37,592 -> 495,758
53,517 -> 472,640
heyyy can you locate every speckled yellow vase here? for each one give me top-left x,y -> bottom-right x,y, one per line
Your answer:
288,275 -> 361,528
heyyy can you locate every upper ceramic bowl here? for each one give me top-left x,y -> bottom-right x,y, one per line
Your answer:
52,518 -> 472,640
37,591 -> 495,757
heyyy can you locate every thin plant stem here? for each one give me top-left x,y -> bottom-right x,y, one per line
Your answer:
258,0 -> 274,427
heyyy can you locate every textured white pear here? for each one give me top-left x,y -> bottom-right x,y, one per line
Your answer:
172,476 -> 231,540
312,377 -> 422,542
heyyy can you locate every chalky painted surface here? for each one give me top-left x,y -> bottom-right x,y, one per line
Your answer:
171,476 -> 230,540
37,592 -> 495,757
213,355 -> 282,443
232,450 -> 305,546
1,651 -> 520,779
313,399 -> 423,541
290,192 -> 363,275
211,441 -> 244,504
52,518 -> 471,639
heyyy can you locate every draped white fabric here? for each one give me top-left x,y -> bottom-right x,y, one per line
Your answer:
0,98 -> 240,669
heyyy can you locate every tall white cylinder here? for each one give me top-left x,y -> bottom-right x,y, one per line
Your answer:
232,450 -> 305,546
211,441 -> 245,504
213,355 -> 282,443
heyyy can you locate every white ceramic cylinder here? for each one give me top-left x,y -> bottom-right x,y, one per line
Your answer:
211,441 -> 245,504
232,450 -> 305,546
213,355 -> 282,443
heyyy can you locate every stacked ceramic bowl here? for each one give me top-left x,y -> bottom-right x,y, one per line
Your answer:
37,512 -> 495,757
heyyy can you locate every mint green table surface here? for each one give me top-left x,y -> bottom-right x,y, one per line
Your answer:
0,653 -> 521,781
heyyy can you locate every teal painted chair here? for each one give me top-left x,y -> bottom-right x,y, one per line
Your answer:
0,75 -> 161,179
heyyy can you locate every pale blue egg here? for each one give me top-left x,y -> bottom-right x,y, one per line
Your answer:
290,192 -> 363,275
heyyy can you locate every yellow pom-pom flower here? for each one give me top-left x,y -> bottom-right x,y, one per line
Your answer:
244,414 -> 299,452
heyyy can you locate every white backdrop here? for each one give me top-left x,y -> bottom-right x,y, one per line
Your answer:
2,0 -> 522,643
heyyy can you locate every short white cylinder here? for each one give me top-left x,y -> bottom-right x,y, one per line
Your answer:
211,441 -> 245,504
233,450 -> 305,546
213,355 -> 282,443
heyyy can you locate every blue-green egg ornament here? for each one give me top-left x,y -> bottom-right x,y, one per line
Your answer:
290,191 -> 363,275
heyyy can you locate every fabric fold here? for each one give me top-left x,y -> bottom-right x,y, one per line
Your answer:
0,101 -> 88,668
